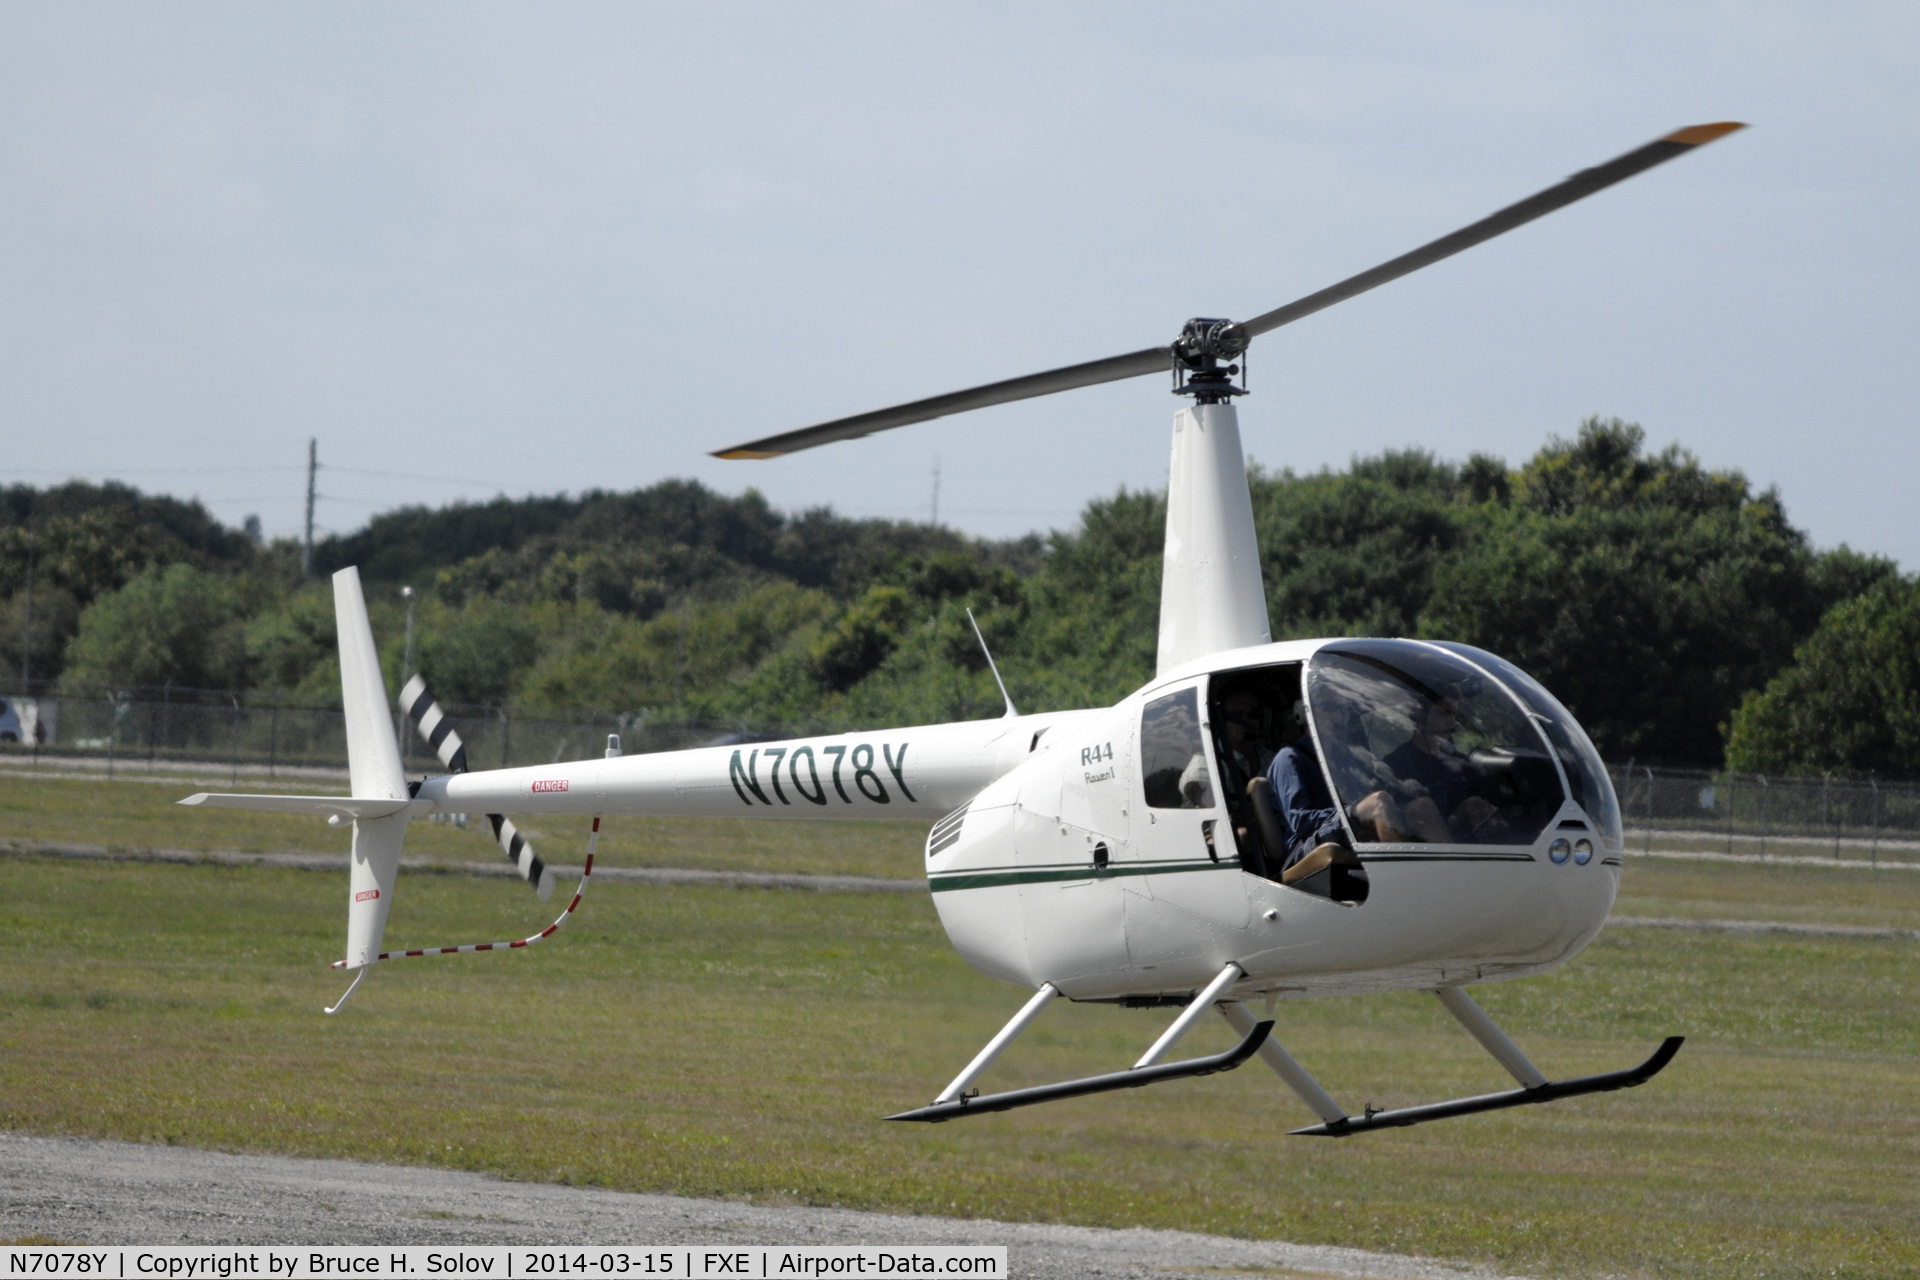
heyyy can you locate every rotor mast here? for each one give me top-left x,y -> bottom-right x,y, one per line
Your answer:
1157,320 -> 1269,675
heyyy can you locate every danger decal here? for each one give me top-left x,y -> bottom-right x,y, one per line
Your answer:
531,779 -> 570,793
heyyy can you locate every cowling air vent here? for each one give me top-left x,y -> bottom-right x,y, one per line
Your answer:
927,802 -> 970,859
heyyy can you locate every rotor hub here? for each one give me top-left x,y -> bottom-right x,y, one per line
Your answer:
1172,317 -> 1250,402
1173,318 -> 1250,366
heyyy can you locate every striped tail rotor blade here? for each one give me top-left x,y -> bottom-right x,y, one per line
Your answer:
490,813 -> 556,902
401,673 -> 548,898
400,674 -> 470,775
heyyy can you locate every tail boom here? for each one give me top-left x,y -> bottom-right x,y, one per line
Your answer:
413,709 -> 1102,821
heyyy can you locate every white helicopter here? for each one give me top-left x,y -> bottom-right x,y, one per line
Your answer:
184,122 -> 1743,1136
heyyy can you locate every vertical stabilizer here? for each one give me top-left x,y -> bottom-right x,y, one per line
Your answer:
1156,402 -> 1271,674
333,566 -> 410,969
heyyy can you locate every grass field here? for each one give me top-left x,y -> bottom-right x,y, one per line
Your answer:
3,775 -> 1918,1278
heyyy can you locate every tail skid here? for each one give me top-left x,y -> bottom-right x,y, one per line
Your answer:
326,818 -> 598,982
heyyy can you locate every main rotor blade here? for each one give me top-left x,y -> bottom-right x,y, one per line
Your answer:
713,122 -> 1744,460
1238,122 -> 1745,338
713,345 -> 1172,459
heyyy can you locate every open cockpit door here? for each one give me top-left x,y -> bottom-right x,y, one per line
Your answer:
1201,663 -> 1327,880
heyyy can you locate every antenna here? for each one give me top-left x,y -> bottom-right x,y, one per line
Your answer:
966,607 -> 1017,718
302,438 -> 318,579
931,456 -> 941,527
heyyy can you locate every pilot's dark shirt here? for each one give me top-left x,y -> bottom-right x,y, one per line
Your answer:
1268,741 -> 1343,860
1383,738 -> 1475,821
1217,739 -> 1271,800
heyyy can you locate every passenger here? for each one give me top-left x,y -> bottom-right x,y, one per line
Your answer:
1382,697 -> 1497,842
1272,694 -> 1409,860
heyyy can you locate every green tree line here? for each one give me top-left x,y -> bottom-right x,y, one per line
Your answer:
4,420 -> 1911,774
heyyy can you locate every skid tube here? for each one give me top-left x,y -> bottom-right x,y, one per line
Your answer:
1289,1035 -> 1685,1137
886,1020 -> 1274,1123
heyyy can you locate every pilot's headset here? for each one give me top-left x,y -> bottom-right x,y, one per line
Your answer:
1219,692 -> 1272,739
1435,673 -> 1485,711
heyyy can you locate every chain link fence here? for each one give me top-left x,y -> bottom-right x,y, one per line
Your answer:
4,685 -> 1918,865
0,684 -> 801,783
1610,765 -> 1920,866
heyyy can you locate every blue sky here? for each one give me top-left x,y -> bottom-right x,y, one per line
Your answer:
2,4 -> 1915,567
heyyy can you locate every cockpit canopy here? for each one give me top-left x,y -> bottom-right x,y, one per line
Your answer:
1303,639 -> 1619,848
1427,641 -> 1623,847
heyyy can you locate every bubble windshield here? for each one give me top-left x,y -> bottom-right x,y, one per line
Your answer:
1429,641 -> 1623,849
1306,639 -> 1563,847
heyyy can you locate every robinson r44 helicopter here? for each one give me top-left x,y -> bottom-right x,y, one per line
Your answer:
184,122 -> 1743,1135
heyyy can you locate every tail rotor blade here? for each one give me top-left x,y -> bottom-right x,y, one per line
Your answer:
489,813 -> 557,902
400,673 -> 552,899
401,673 -> 469,774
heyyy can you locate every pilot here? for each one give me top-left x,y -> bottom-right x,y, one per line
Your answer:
1381,695 -> 1497,843
1215,689 -> 1273,798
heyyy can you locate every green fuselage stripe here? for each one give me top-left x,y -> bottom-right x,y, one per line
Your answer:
927,860 -> 1231,893
927,850 -> 1539,892
1356,852 -> 1536,863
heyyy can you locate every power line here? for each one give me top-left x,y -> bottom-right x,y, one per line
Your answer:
326,465 -> 530,489
0,465 -> 305,478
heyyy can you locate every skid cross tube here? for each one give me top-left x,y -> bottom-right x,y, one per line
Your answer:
935,983 -> 1058,1104
1137,963 -> 1244,1067
886,1020 -> 1273,1123
1289,1036 -> 1684,1137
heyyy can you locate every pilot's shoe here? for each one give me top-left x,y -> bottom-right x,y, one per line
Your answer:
1281,841 -> 1360,886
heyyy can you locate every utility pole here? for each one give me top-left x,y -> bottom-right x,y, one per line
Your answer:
396,585 -> 417,757
930,456 -> 941,527
400,586 -> 418,683
302,438 -> 318,578
18,523 -> 33,690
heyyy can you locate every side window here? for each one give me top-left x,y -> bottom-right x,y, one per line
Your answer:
1141,687 -> 1215,810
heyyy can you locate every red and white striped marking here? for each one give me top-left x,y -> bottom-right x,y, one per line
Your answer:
331,817 -> 599,969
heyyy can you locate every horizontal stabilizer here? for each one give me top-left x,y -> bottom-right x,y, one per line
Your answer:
178,793 -> 429,820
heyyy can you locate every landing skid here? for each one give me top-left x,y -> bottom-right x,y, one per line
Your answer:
891,971 -> 1682,1133
888,962 -> 1265,1123
1221,984 -> 1684,1138
886,1019 -> 1272,1123
1289,1035 -> 1683,1137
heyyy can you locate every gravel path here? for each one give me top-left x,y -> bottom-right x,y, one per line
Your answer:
0,1133 -> 1529,1280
